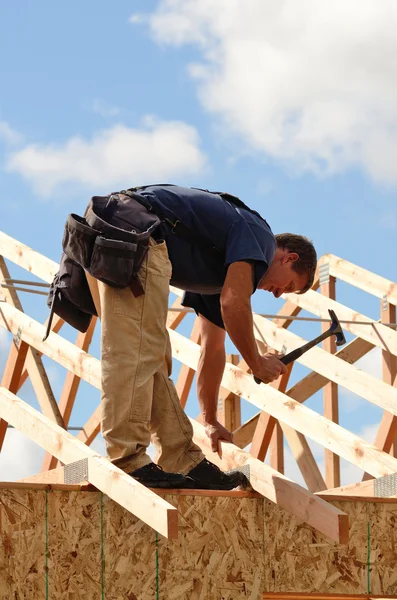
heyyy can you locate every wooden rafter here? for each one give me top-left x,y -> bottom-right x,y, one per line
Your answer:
0,301 -> 348,542
0,386 -> 178,539
283,288 -> 397,357
320,252 -> 397,305
170,328 -> 397,478
252,315 -> 397,418
191,419 -> 349,544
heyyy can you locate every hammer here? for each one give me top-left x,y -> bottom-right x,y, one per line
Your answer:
254,309 -> 346,384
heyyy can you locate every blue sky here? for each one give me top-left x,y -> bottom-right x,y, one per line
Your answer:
0,1 -> 396,485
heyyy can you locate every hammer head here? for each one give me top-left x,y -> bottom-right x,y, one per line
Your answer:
328,309 -> 346,346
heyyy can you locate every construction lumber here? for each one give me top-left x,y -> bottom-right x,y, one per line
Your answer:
321,252 -> 397,305
18,466 -> 66,485
170,328 -> 397,479
0,303 -> 348,542
191,419 -> 349,544
0,336 -> 29,449
218,354 -> 241,431
250,363 -> 293,461
0,256 -> 64,431
0,387 -> 178,539
0,303 -> 101,390
252,315 -> 397,420
41,318 -> 97,472
318,479 -> 377,498
0,231 -> 57,283
321,274 -> 340,488
175,317 -> 201,408
283,288 -> 397,357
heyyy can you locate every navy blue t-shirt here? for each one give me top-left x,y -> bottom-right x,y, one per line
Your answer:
134,185 -> 276,328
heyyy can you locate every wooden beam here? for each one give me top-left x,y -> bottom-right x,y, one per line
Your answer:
322,252 -> 397,305
362,302 -> 397,480
318,479 -> 377,498
41,317 -> 98,472
263,594 -> 395,600
0,387 -> 178,539
191,419 -> 349,544
0,231 -> 58,284
0,300 -> 349,541
321,274 -> 340,488
250,364 -> 293,461
77,407 -> 101,445
0,303 -> 101,390
283,288 -> 397,357
18,466 -> 66,485
218,354 -> 241,431
0,335 -> 29,449
175,317 -> 201,409
381,299 -> 397,457
166,296 -> 188,330
17,313 -> 64,391
169,328 -> 397,478
252,315 -> 397,420
281,423 -> 326,492
0,255 -> 66,432
270,421 -> 284,473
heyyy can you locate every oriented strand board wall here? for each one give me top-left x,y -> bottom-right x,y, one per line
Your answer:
0,487 -> 397,599
264,499 -> 397,597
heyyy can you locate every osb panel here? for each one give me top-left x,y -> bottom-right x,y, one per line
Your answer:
0,488 -> 46,599
264,500 -> 370,595
48,491 -> 102,600
367,501 -> 397,596
158,495 -> 265,600
103,496 -> 157,600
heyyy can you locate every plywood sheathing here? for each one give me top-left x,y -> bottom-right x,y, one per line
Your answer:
157,494 -> 265,599
0,488 -> 46,599
264,500 -> 397,597
1,488 -> 397,599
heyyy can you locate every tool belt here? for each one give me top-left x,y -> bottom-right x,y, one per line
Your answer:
45,191 -> 162,339
45,186 -> 227,339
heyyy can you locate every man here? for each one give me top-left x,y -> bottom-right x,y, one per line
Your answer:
86,184 -> 317,490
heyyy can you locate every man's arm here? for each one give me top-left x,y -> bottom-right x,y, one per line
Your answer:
196,314 -> 233,451
220,261 -> 287,383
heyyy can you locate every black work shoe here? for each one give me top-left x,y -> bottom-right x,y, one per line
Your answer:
128,462 -> 189,489
186,458 -> 248,490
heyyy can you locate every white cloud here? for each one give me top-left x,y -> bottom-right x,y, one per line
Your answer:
6,119 -> 206,197
0,429 -> 45,481
140,0 -> 397,185
92,99 -> 120,118
0,121 -> 23,146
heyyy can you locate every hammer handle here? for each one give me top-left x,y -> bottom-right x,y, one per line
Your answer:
253,348 -> 303,384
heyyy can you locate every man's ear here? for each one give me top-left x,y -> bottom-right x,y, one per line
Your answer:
285,252 -> 299,264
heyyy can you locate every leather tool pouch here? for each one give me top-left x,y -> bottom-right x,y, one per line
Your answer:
62,192 -> 161,290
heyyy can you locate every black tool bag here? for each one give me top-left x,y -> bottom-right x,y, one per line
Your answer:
44,191 -> 161,338
44,252 -> 98,340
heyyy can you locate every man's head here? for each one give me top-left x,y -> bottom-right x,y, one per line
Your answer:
258,233 -> 317,298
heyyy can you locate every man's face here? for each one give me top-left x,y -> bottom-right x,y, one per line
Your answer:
258,248 -> 309,298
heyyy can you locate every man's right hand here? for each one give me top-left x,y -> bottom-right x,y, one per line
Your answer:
252,352 -> 287,384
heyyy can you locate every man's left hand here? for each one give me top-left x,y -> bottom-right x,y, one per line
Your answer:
204,420 -> 233,453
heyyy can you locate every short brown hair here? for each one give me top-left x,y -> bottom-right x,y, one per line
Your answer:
275,233 -> 317,293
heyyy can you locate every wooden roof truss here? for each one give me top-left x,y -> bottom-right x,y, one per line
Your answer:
0,232 -> 396,544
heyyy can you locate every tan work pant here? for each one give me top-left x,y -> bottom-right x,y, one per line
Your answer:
86,239 -> 204,474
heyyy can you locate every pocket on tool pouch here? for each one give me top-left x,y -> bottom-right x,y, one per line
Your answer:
89,236 -> 138,288
62,214 -> 98,269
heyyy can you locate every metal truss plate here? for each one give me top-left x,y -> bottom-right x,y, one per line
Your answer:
64,458 -> 89,484
319,263 -> 330,286
374,472 -> 397,497
226,464 -> 251,489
